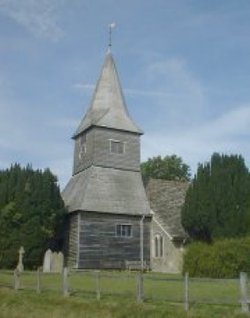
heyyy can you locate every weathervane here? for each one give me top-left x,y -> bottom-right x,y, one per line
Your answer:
108,22 -> 116,48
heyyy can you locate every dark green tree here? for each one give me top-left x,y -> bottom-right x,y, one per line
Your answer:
140,154 -> 191,184
181,153 -> 250,241
0,164 -> 67,269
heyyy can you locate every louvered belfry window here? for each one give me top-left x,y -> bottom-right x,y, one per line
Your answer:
110,140 -> 124,154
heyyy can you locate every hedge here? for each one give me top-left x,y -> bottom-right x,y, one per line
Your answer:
183,237 -> 250,278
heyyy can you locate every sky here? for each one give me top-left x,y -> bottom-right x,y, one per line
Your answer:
0,0 -> 250,189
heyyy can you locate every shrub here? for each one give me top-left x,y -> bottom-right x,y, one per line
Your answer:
183,237 -> 250,278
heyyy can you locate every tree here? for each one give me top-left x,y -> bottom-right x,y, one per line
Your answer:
0,164 -> 67,269
181,153 -> 250,242
140,154 -> 191,183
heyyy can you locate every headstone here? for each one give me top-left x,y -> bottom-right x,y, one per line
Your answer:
51,252 -> 58,272
58,252 -> 64,273
16,246 -> 25,272
43,249 -> 64,273
43,249 -> 52,272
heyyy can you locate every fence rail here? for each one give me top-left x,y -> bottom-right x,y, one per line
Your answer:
0,269 -> 249,312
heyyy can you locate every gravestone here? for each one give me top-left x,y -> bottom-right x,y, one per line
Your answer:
57,252 -> 64,272
16,246 -> 25,272
51,252 -> 64,273
43,249 -> 52,272
43,249 -> 64,273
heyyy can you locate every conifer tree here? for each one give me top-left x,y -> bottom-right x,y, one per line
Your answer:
181,153 -> 250,241
0,164 -> 67,269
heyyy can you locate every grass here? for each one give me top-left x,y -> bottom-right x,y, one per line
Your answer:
0,287 -> 250,318
0,270 -> 250,317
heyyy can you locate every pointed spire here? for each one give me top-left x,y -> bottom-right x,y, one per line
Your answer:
74,51 -> 143,137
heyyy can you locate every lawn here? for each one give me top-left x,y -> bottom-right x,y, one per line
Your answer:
0,287 -> 249,318
0,270 -> 250,317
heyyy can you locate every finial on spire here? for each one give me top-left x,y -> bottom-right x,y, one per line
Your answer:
108,22 -> 116,49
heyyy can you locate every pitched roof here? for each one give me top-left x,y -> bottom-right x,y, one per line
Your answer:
73,50 -> 143,137
62,166 -> 151,216
145,178 -> 189,240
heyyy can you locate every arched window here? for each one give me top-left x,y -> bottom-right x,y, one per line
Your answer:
154,234 -> 163,258
160,235 -> 163,257
155,235 -> 159,257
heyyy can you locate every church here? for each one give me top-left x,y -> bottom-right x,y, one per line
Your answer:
62,46 -> 187,272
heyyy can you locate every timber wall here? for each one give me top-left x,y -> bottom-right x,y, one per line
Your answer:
76,211 -> 151,269
73,127 -> 140,175
67,213 -> 79,268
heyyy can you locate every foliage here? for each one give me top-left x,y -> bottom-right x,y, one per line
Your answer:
183,237 -> 250,278
140,155 -> 191,184
0,164 -> 67,269
181,153 -> 250,241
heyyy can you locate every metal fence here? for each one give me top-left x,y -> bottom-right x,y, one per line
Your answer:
0,269 -> 249,312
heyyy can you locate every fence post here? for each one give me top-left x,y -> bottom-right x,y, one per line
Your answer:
137,272 -> 144,302
36,267 -> 41,293
184,272 -> 189,311
63,267 -> 69,297
96,271 -> 101,300
240,272 -> 249,312
14,269 -> 20,291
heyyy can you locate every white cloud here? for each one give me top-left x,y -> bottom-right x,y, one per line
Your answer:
73,81 -> 174,99
0,0 -> 63,40
142,104 -> 250,174
0,96 -> 27,150
125,88 -> 171,98
0,159 -> 10,170
147,57 -> 204,102
73,83 -> 95,91
48,157 -> 72,189
47,118 -> 79,129
204,105 -> 250,138
74,79 -> 187,98
138,56 -> 206,132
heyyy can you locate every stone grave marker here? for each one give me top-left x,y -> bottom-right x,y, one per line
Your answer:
16,246 -> 25,272
43,249 -> 52,272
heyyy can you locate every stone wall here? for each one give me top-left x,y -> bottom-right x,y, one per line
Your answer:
151,218 -> 184,273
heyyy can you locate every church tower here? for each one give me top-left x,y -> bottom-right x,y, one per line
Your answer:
62,48 -> 151,269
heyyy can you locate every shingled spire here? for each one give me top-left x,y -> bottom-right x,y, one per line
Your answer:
74,51 -> 143,138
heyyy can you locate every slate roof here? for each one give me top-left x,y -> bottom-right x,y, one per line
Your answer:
74,50 -> 143,138
145,179 -> 189,240
62,166 -> 151,216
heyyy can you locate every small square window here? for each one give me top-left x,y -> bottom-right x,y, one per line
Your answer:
110,140 -> 124,154
116,224 -> 132,237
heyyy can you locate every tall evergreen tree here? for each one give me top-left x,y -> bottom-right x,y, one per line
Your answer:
0,164 -> 67,269
181,153 -> 250,241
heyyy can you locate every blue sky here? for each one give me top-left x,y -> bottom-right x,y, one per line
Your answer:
1,0 -> 250,188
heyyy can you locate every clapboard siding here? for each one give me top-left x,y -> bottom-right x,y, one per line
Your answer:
77,211 -> 151,269
73,127 -> 140,175
93,128 -> 140,171
73,130 -> 94,175
67,213 -> 79,268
